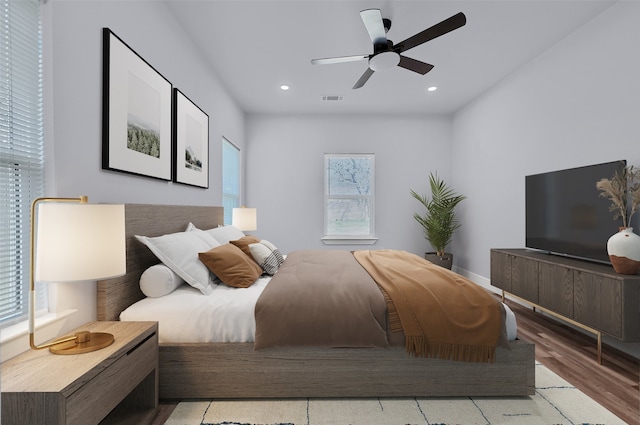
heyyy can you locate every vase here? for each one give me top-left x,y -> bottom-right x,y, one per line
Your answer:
607,227 -> 640,275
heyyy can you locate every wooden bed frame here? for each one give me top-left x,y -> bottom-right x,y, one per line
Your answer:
97,204 -> 535,400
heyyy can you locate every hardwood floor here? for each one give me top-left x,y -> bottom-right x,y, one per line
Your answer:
505,296 -> 640,425
150,297 -> 640,425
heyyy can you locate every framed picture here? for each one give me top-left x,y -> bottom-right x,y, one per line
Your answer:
173,88 -> 209,188
102,28 -> 172,180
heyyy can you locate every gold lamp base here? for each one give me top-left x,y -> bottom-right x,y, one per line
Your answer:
49,331 -> 114,355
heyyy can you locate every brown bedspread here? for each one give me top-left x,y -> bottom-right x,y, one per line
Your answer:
254,250 -> 388,349
354,250 -> 502,363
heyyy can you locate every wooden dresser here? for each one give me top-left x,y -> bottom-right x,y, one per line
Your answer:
491,249 -> 640,362
1,321 -> 158,425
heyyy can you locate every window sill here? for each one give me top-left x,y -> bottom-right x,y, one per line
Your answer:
0,309 -> 77,361
321,236 -> 378,245
1,309 -> 76,344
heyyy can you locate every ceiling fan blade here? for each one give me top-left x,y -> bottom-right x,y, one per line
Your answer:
395,12 -> 466,53
360,9 -> 387,46
398,55 -> 434,75
353,68 -> 375,89
311,55 -> 369,65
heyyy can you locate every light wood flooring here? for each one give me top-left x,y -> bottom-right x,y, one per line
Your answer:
150,297 -> 639,425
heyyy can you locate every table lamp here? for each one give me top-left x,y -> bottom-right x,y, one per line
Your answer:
232,206 -> 257,231
30,196 -> 125,354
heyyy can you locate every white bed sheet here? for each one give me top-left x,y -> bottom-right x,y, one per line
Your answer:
120,276 -> 271,343
121,276 -> 518,343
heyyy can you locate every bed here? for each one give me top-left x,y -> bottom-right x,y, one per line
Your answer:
97,203 -> 535,400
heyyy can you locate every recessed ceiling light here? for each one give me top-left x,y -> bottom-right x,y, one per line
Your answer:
280,85 -> 290,91
427,86 -> 437,92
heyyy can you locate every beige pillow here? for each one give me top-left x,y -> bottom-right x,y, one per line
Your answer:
198,244 -> 262,288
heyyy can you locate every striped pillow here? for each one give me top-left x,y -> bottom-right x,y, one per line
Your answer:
249,240 -> 284,275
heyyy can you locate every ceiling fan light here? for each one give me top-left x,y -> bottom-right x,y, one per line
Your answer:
369,51 -> 400,71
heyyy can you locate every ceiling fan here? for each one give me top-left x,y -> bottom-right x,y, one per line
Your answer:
311,9 -> 466,89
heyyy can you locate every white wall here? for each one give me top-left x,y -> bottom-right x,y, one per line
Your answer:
451,1 -> 640,280
48,0 -> 245,206
1,0 -> 245,359
245,114 -> 452,255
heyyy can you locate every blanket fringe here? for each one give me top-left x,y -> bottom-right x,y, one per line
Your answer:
378,285 -> 403,333
405,336 -> 497,363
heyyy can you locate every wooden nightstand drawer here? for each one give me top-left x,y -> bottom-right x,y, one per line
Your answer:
66,331 -> 158,425
1,321 -> 158,425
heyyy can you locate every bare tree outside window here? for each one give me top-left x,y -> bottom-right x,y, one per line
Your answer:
324,154 -> 375,237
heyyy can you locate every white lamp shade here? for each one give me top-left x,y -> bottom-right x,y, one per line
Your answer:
232,207 -> 257,231
35,203 -> 126,282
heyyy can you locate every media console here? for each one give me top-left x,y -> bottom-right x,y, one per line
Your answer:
490,249 -> 640,364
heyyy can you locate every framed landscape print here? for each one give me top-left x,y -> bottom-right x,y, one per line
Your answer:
102,28 -> 172,180
173,88 -> 209,188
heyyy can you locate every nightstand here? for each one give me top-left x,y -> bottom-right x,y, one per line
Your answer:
1,321 -> 158,425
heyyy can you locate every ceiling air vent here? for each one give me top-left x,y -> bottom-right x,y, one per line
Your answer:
322,95 -> 344,102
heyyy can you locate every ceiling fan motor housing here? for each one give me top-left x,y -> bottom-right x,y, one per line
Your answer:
373,40 -> 394,54
370,40 -> 399,71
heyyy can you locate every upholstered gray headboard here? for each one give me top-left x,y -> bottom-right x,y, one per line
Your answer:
97,203 -> 224,321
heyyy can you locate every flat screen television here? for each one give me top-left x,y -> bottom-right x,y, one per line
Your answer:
525,160 -> 633,264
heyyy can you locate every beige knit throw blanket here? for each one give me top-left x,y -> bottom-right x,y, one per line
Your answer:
353,250 -> 502,363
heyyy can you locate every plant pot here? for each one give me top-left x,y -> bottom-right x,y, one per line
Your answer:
424,252 -> 453,270
607,227 -> 640,275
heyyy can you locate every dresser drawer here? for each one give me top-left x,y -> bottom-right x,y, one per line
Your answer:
66,331 -> 158,425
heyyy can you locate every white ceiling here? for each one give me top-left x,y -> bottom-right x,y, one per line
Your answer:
164,0 -> 615,115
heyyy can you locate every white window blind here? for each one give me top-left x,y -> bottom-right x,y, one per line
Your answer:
222,137 -> 240,224
0,0 -> 46,328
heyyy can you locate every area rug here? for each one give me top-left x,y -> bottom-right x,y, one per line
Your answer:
164,362 -> 625,425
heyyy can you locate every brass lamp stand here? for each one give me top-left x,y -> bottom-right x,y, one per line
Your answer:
29,196 -> 125,354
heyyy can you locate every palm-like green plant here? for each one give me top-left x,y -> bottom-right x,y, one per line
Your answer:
410,173 -> 466,256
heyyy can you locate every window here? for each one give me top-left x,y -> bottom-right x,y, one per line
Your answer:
222,137 -> 240,224
0,0 -> 46,328
323,154 -> 376,244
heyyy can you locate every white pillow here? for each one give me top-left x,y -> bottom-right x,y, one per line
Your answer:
139,264 -> 185,298
248,239 -> 285,275
135,229 -> 220,295
186,222 -> 245,245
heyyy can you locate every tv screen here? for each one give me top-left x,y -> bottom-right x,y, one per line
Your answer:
525,160 -> 631,264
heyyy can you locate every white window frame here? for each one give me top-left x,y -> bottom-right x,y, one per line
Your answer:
322,153 -> 377,245
222,137 -> 241,225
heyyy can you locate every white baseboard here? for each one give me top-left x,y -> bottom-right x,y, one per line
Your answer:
453,266 -> 498,294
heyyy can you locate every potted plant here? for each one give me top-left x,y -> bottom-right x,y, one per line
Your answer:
410,172 -> 465,269
596,163 -> 640,274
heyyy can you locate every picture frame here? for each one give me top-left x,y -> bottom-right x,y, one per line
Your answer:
173,88 -> 209,188
102,28 -> 172,180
